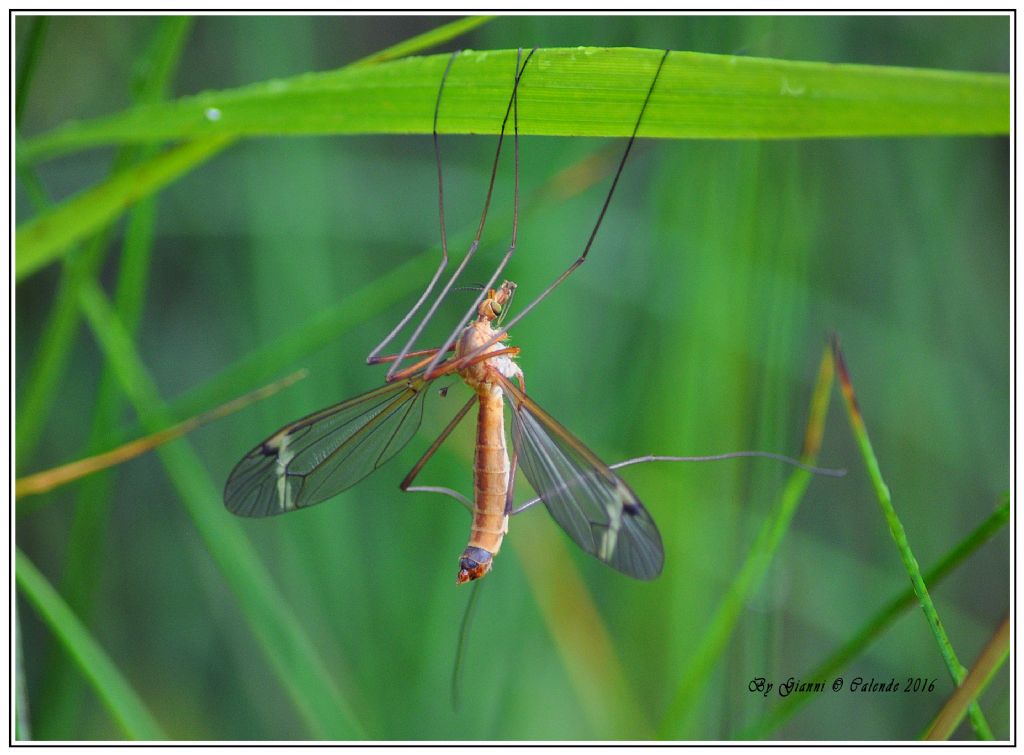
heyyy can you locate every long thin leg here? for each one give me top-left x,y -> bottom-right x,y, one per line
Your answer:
400,394 -> 476,510
369,346 -> 449,365
445,49 -> 671,376
387,344 -> 520,385
380,349 -> 450,382
366,51 -> 459,366
386,47 -> 536,383
409,346 -> 520,383
422,47 -> 535,380
509,452 -> 846,516
451,576 -> 485,712
503,450 -> 519,516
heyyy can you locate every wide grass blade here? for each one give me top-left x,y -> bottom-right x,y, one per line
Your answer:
831,335 -> 994,740
20,47 -> 1008,165
15,549 -> 167,740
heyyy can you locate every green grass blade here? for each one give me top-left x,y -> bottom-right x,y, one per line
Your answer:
738,495 -> 1010,739
15,608 -> 31,739
15,16 -> 49,127
657,344 -> 835,738
74,277 -> 364,739
128,16 -> 193,102
16,134 -> 234,281
15,549 -> 167,740
350,15 -> 494,66
20,47 -> 1008,164
15,229 -> 110,466
831,336 -> 994,740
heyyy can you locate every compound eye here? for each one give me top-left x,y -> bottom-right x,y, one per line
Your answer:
490,301 -> 502,316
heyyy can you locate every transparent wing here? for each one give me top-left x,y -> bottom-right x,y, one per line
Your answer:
494,374 -> 664,580
224,379 -> 427,517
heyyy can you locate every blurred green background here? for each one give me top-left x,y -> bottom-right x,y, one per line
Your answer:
15,15 -> 1009,741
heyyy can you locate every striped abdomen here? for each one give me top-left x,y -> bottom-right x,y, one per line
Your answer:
456,384 -> 509,584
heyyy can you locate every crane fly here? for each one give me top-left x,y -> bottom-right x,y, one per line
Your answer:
224,48 -> 671,583
224,279 -> 662,581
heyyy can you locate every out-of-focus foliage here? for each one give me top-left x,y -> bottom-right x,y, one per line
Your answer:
15,15 -> 1008,741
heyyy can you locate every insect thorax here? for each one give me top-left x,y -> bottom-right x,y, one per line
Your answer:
456,321 -> 521,391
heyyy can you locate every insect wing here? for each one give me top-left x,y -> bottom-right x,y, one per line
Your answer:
224,379 -> 427,517
495,374 -> 664,580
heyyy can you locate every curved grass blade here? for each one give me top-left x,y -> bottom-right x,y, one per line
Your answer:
16,549 -> 166,739
224,378 -> 427,517
831,335 -> 994,739
495,373 -> 663,580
